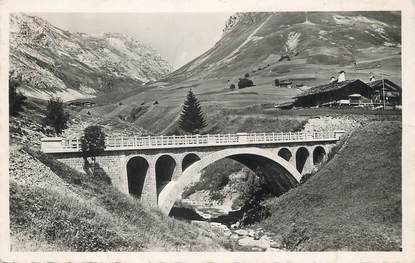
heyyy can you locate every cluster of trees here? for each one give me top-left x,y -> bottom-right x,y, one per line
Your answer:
228,73 -> 255,90
238,73 -> 255,89
9,73 -> 105,172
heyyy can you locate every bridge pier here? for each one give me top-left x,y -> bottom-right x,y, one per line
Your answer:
140,159 -> 158,208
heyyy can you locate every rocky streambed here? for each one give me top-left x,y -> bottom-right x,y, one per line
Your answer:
171,199 -> 285,252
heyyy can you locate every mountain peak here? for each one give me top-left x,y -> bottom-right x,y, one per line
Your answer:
10,13 -> 173,101
164,11 -> 401,84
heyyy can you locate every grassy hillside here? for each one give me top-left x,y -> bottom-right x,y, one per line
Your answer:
9,146 -> 225,251
259,121 -> 401,251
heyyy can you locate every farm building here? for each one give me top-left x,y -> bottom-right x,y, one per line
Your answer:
274,79 -> 293,88
367,79 -> 402,106
275,70 -> 401,109
291,79 -> 372,108
67,100 -> 96,108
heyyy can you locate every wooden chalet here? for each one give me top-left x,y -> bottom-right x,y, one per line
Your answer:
366,79 -> 402,106
291,79 -> 372,108
275,77 -> 402,109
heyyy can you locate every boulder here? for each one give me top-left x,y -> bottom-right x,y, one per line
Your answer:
270,235 -> 284,248
238,236 -> 270,249
230,222 -> 240,229
234,229 -> 249,236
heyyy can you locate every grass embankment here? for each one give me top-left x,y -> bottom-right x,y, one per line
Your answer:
259,121 -> 401,251
9,147 -> 225,251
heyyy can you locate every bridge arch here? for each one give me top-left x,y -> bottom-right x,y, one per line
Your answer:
278,147 -> 292,161
158,147 -> 302,214
313,146 -> 326,165
155,155 -> 176,196
126,156 -> 149,198
182,153 -> 201,171
296,147 -> 310,174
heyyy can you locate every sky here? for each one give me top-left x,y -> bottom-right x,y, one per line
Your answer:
35,13 -> 233,69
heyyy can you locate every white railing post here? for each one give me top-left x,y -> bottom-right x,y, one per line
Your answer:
76,137 -> 79,150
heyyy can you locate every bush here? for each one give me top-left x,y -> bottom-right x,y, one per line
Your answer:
44,97 -> 69,135
237,78 -> 254,89
9,75 -> 26,116
80,125 -> 106,166
182,159 -> 243,199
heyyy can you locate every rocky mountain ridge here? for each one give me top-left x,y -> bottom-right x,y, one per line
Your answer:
10,13 -> 172,101
162,11 -> 401,84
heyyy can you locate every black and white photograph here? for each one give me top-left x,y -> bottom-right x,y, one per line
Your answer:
2,0 -> 415,261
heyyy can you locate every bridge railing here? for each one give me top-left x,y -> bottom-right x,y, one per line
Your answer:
41,131 -> 345,153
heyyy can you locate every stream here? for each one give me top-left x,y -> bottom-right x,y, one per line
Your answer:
170,199 -> 284,251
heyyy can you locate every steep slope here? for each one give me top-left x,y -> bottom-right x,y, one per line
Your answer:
259,121 -> 401,251
9,99 -> 225,251
9,146 -> 225,251
162,11 -> 401,84
10,13 -> 172,101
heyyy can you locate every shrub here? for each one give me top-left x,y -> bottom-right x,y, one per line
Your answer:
80,125 -> 106,166
182,159 -> 243,199
44,97 -> 69,135
237,78 -> 254,89
9,75 -> 26,116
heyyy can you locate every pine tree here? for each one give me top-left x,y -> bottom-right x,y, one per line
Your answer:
178,89 -> 207,134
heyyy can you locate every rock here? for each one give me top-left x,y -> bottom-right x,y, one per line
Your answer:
230,234 -> 239,240
253,230 -> 265,240
238,237 -> 270,249
230,222 -> 240,229
270,236 -> 284,248
248,230 -> 255,237
209,222 -> 232,236
234,229 -> 249,236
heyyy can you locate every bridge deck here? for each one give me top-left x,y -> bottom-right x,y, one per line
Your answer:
41,131 -> 345,153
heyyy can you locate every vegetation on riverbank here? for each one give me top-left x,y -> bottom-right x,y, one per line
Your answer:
259,121 -> 402,251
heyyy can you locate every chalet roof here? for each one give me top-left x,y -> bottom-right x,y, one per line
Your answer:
295,79 -> 368,98
366,79 -> 401,91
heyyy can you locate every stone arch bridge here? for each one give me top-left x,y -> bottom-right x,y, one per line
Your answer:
41,131 -> 345,214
